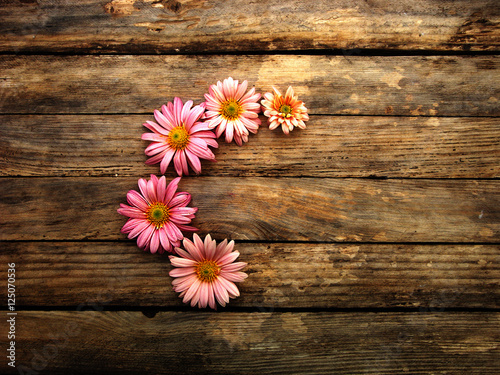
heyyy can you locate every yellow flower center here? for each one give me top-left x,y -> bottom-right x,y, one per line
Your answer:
146,202 -> 169,229
279,104 -> 293,117
196,260 -> 221,282
168,126 -> 190,150
220,100 -> 242,120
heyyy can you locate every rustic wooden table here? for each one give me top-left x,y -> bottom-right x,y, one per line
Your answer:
1,1 -> 499,374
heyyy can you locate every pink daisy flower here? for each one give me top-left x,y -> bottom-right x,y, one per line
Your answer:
117,175 -> 197,254
142,97 -> 218,176
169,234 -> 248,309
261,86 -> 309,134
204,77 -> 261,146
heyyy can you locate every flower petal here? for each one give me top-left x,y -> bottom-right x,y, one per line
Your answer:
218,275 -> 240,298
220,271 -> 248,283
169,256 -> 198,268
169,266 -> 196,278
213,279 -> 229,307
183,237 -> 203,261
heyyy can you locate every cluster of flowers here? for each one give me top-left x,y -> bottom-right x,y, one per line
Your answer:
118,77 -> 309,309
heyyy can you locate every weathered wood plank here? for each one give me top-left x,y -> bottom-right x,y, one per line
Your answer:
1,55 -> 498,116
1,242 -> 497,308
0,177 -> 498,242
0,0 -> 498,53
1,115 -> 499,178
1,311 -> 498,374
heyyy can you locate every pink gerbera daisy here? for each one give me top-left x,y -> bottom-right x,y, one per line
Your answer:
142,97 -> 218,176
204,77 -> 261,146
169,234 -> 248,309
261,86 -> 309,134
117,175 -> 197,254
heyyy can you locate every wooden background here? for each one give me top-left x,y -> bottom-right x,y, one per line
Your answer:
1,0 -> 499,373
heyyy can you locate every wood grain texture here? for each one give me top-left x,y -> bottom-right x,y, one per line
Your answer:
1,55 -> 498,116
1,115 -> 499,178
0,177 -> 498,242
1,311 -> 498,374
0,0 -> 499,53
1,242 -> 498,308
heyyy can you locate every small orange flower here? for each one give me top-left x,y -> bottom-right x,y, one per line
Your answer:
261,86 -> 309,134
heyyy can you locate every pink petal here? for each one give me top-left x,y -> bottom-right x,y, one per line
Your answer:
172,274 -> 197,292
173,151 -> 183,176
165,221 -> 183,243
193,233 -> 206,258
146,179 -> 157,203
264,92 -> 274,101
157,176 -> 166,202
221,262 -> 247,273
215,119 -> 227,138
212,280 -> 229,306
169,266 -> 196,278
214,240 -> 235,262
161,104 -> 176,125
183,277 -> 202,306
207,115 -> 223,129
127,220 -> 149,239
121,218 -> 142,234
225,122 -> 234,143
217,275 -> 240,298
137,178 -> 150,204
173,97 -> 183,124
218,251 -> 240,266
207,283 -> 216,310
170,256 -> 197,268
165,177 -> 181,204
185,105 -> 204,130
233,132 -> 243,146
159,149 -> 176,175
136,224 -> 154,248
159,227 -> 171,250
176,224 -> 198,232
174,247 -> 196,261
145,142 -> 169,156
126,190 -> 148,211
190,123 -> 213,133
181,100 -> 194,124
142,121 -> 165,136
179,151 -> 189,175
204,138 -> 219,148
169,214 -> 194,225
154,109 -> 174,130
184,236 -> 203,261
169,193 -> 191,208
150,230 -> 160,254
204,234 -> 216,260
145,150 -> 168,166
185,149 -> 202,174
198,282 -> 209,308
220,271 -> 247,283
234,79 -> 248,99
117,206 -> 145,219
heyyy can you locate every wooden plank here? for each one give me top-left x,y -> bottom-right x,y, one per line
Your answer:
0,0 -> 499,53
1,242 -> 498,308
1,55 -> 498,116
0,177 -> 498,242
1,311 -> 498,374
1,115 -> 499,178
